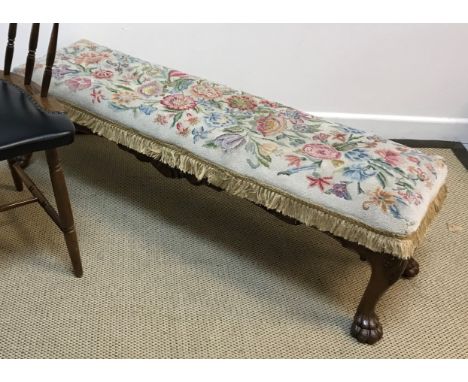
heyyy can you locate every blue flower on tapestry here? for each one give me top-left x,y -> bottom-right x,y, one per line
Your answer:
204,112 -> 237,130
108,102 -> 128,112
112,52 -> 133,67
139,104 -> 157,115
192,126 -> 209,143
389,204 -> 402,219
343,164 -> 376,182
335,123 -> 365,134
293,124 -> 313,133
196,99 -> 218,111
345,148 -> 369,161
282,110 -> 311,124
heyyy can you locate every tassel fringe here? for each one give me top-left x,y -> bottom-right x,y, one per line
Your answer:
63,102 -> 447,259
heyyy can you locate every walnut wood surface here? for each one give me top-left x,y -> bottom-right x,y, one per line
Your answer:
0,71 -> 64,112
348,244 -> 408,344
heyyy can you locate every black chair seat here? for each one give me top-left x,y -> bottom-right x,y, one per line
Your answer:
0,79 -> 74,161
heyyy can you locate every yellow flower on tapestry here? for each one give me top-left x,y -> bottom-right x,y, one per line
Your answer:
137,81 -> 163,98
363,188 -> 396,213
191,82 -> 223,100
259,142 -> 278,156
145,67 -> 163,77
111,91 -> 139,105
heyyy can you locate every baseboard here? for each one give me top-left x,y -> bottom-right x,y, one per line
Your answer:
310,112 -> 468,144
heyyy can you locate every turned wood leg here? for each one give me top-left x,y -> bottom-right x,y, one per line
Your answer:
18,153 -> 33,168
8,159 -> 23,191
46,149 -> 83,278
7,154 -> 34,192
351,248 -> 408,344
402,258 -> 419,279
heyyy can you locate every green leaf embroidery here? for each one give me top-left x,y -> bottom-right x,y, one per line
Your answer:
115,84 -> 134,92
172,78 -> 194,92
171,112 -> 184,127
257,155 -> 270,168
377,172 -> 387,188
224,127 -> 244,133
203,142 -> 218,149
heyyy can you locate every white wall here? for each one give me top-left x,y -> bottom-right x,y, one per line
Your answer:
2,23 -> 468,143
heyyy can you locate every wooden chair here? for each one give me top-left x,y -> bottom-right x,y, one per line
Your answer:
0,23 -> 82,277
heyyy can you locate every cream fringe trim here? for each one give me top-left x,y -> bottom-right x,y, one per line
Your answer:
63,102 -> 447,259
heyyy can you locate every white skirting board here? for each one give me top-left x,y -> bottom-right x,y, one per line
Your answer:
310,112 -> 468,146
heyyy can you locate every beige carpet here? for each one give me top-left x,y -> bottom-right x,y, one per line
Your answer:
0,136 -> 466,358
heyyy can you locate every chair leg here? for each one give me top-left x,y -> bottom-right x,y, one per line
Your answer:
350,247 -> 407,344
8,159 -> 23,191
45,149 -> 83,278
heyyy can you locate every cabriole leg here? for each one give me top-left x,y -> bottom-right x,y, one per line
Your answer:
402,257 -> 419,279
351,248 -> 407,344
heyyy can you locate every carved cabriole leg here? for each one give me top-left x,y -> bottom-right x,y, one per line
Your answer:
402,257 -> 419,279
46,149 -> 83,278
351,247 -> 408,344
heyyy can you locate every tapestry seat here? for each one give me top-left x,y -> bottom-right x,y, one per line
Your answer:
16,39 -> 447,259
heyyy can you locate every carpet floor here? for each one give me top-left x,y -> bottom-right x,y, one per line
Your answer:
0,136 -> 466,358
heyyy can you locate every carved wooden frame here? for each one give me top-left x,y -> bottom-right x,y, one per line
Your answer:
73,125 -> 419,344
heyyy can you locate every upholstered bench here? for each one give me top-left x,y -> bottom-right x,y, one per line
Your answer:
16,39 -> 447,344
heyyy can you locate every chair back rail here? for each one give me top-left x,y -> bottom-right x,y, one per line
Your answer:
3,23 -> 59,97
4,23 -> 17,75
41,23 -> 58,97
24,23 -> 40,85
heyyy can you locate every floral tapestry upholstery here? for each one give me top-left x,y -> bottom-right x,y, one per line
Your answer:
17,40 -> 447,256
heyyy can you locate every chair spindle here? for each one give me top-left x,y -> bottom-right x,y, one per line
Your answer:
24,23 -> 40,85
4,23 -> 17,75
41,23 -> 59,97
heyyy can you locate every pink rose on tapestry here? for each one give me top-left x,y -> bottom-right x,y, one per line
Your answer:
92,69 -> 113,79
302,143 -> 341,160
168,70 -> 187,79
161,94 -> 196,110
376,149 -> 400,167
65,77 -> 92,92
74,51 -> 110,66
